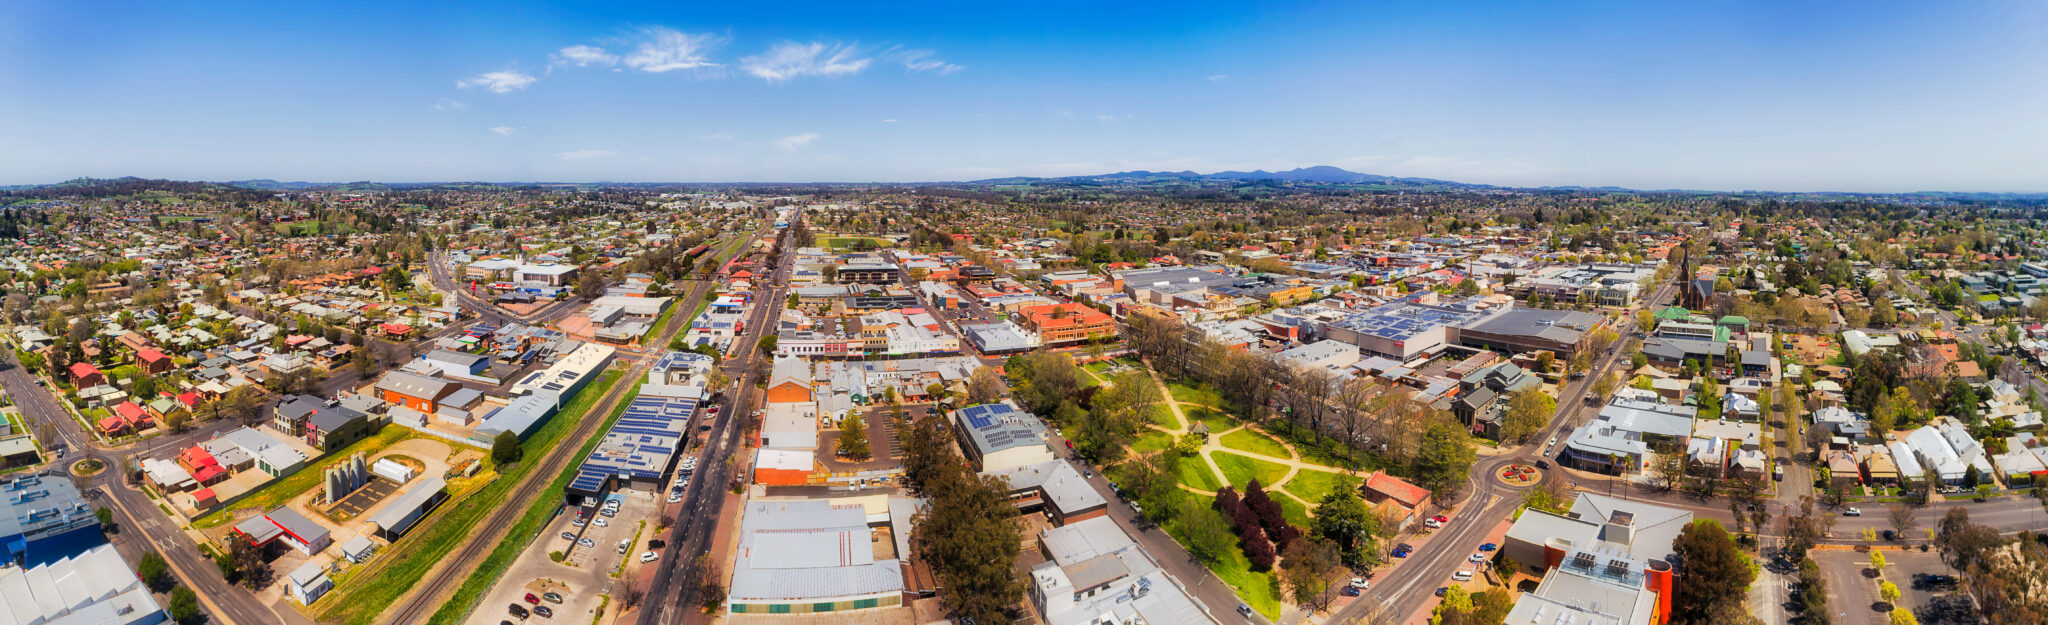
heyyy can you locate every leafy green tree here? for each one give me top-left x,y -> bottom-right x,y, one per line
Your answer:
839,413 -> 870,460
1309,487 -> 1381,570
491,430 -> 523,465
137,553 -> 170,592
1671,520 -> 1755,624
1413,417 -> 1477,498
1501,389 -> 1555,443
168,586 -> 201,624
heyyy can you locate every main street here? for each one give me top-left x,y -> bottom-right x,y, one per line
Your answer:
638,214 -> 795,625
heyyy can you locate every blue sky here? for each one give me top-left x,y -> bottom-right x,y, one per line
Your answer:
3,1 -> 2045,191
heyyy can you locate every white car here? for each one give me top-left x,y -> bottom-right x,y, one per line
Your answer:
1469,553 -> 1486,563
1452,569 -> 1474,582
1424,518 -> 1443,529
668,492 -> 684,503
1349,577 -> 1369,590
640,551 -> 659,563
594,518 -> 608,527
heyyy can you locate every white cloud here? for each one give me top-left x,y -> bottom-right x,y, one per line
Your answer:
896,49 -> 962,74
457,70 -> 538,94
882,119 -> 898,123
551,44 -> 619,68
434,98 -> 466,111
555,149 -> 615,160
698,132 -> 735,141
776,133 -> 822,150
1206,74 -> 1229,82
1097,114 -> 1117,121
742,42 -> 870,81
622,27 -> 723,73
490,126 -> 517,136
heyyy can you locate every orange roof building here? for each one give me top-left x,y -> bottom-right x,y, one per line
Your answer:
1014,302 -> 1117,346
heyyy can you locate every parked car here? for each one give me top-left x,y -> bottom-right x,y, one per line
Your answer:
559,531 -> 575,541
508,604 -> 529,619
1434,587 -> 1448,597
668,492 -> 684,503
1424,518 -> 1443,529
533,606 -> 553,618
1843,507 -> 1862,516
571,517 -> 587,527
1349,577 -> 1369,590
543,592 -> 564,604
640,551 -> 659,563
1469,553 -> 1486,563
1452,569 -> 1475,582
524,593 -> 541,605
593,518 -> 608,527
1236,603 -> 1254,618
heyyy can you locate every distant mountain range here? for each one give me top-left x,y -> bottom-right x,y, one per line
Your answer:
971,165 -> 1488,188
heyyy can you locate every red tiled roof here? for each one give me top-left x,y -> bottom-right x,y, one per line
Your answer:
69,362 -> 100,378
138,348 -> 170,363
114,402 -> 147,422
1363,471 -> 1431,508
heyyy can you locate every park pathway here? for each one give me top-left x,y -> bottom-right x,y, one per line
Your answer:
1132,362 -> 1361,515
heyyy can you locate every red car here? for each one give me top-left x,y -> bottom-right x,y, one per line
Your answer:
1432,515 -> 1450,523
524,593 -> 541,605
1065,440 -> 1074,449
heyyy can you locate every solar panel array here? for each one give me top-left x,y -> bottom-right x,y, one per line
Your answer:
567,395 -> 699,496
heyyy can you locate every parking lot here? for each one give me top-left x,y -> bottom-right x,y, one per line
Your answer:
1811,548 -> 1965,623
466,488 -> 666,625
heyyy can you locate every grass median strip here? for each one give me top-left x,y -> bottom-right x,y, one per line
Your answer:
425,381 -> 644,625
317,369 -> 623,625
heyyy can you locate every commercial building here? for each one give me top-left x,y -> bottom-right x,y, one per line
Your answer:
1014,303 -> 1117,346
367,476 -> 447,540
200,427 -> 307,478
376,371 -> 464,414
1456,308 -> 1605,358
1562,391 -> 1697,475
0,544 -> 168,625
0,475 -> 103,568
1324,293 -> 1507,360
985,460 -> 1107,526
1500,493 -> 1692,625
509,342 -> 617,407
1027,517 -> 1217,625
836,264 -> 901,285
566,395 -> 699,503
231,506 -> 332,556
952,403 -> 1056,472
725,499 -> 907,614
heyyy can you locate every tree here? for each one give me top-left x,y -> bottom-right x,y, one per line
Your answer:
1636,308 -> 1656,333
1501,389 -> 1555,443
95,506 -> 116,533
1670,519 -> 1754,624
1870,550 -> 1887,572
168,586 -> 201,624
1310,487 -> 1382,570
1889,608 -> 1918,625
491,430 -> 523,465
1413,417 -> 1477,498
838,413 -> 871,460
756,334 -> 778,355
137,553 -> 171,592
1880,580 -> 1900,605
225,538 -> 269,589
1173,498 -> 1236,565
965,366 -> 1003,406
1888,505 -> 1918,537
1281,539 -> 1339,610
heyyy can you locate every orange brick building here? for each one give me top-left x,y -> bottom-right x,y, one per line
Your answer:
1015,303 -> 1116,346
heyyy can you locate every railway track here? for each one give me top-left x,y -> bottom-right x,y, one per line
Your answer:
382,232 -> 758,625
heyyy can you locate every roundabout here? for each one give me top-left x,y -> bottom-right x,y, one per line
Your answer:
69,457 -> 105,477
1495,463 -> 1541,488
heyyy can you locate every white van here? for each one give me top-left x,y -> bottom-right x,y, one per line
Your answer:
1452,569 -> 1475,582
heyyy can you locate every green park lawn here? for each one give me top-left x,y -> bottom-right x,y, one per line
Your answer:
1147,404 -> 1179,429
1130,430 -> 1174,455
1175,454 -> 1225,492
1163,494 -> 1282,620
1168,380 -> 1224,407
1213,451 -> 1289,490
1188,407 -> 1240,435
1276,494 -> 1311,528
1281,469 -> 1358,504
1219,428 -> 1288,458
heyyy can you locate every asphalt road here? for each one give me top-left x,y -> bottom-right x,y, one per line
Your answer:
638,220 -> 795,625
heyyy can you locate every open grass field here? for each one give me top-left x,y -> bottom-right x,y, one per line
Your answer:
1188,407 -> 1240,436
316,370 -> 622,625
1167,380 -> 1223,408
1162,494 -> 1281,620
1213,451 -> 1288,490
1130,430 -> 1174,455
822,236 -> 889,251
1147,404 -> 1179,429
1175,453 -> 1224,492
1281,469 -> 1357,504
1220,427 -> 1288,458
